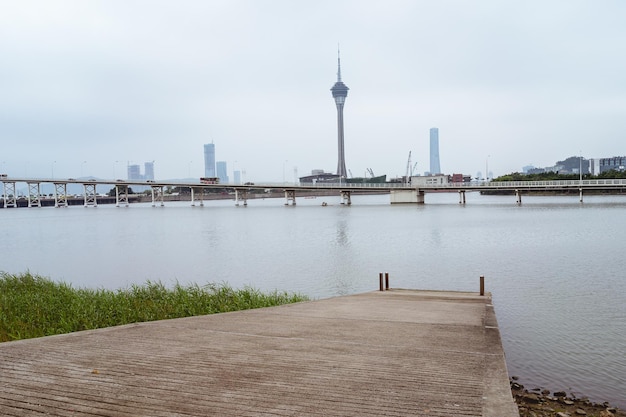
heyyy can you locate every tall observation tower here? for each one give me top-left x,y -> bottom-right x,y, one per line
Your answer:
331,50 -> 349,179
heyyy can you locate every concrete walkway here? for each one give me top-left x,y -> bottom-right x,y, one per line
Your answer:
0,290 -> 519,416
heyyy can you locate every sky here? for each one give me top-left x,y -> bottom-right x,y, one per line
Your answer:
1,0 -> 625,182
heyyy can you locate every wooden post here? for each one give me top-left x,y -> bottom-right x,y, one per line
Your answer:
379,273 -> 384,291
385,272 -> 389,290
480,275 -> 485,296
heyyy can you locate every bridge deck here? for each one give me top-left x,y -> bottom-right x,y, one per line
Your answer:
0,290 -> 518,416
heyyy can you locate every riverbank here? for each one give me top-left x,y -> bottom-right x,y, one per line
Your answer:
0,272 -> 309,342
511,378 -> 624,417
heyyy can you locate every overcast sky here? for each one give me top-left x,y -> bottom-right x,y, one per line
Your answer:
1,1 -> 625,182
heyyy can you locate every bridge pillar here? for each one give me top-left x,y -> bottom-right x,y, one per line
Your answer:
458,190 -> 466,204
515,189 -> 522,205
27,182 -> 42,207
284,189 -> 296,206
115,184 -> 129,207
235,189 -> 248,206
3,182 -> 17,208
340,190 -> 351,205
84,183 -> 98,207
54,183 -> 68,207
150,186 -> 164,207
579,188 -> 583,203
190,187 -> 204,207
390,189 -> 424,204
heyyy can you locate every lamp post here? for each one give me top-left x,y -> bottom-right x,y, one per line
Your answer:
81,161 -> 87,177
283,160 -> 288,184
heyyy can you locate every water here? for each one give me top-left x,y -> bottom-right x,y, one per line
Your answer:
1,192 -> 625,407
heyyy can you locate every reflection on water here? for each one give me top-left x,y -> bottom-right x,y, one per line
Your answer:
1,193 -> 625,407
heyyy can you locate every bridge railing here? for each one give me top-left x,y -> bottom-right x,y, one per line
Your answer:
417,179 -> 626,189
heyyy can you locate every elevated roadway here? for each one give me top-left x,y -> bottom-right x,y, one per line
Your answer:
2,176 -> 626,207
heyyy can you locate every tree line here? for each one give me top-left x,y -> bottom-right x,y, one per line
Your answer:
493,169 -> 626,182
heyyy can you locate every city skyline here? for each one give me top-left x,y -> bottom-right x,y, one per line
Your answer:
1,2 -> 625,182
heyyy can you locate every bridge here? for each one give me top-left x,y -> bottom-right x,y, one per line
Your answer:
2,176 -> 626,208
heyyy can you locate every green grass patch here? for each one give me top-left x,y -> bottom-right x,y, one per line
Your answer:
0,272 -> 309,342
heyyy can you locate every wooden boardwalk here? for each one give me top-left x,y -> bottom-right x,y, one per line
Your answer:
0,290 -> 519,416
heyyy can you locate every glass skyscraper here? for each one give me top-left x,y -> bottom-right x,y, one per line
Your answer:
429,128 -> 441,175
216,161 -> 229,184
204,143 -> 216,177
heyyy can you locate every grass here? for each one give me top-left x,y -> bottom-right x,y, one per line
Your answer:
0,271 -> 309,342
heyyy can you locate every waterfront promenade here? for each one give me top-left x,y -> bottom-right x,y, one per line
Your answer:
0,290 -> 518,416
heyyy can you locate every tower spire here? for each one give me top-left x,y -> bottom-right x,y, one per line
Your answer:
337,47 -> 342,82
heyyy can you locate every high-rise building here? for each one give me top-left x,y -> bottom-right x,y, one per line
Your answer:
331,50 -> 349,179
204,143 -> 216,177
233,170 -> 241,185
429,128 -> 441,175
216,161 -> 229,184
127,164 -> 141,180
144,161 -> 154,180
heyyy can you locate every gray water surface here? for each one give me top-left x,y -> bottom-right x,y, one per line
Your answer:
1,192 -> 624,407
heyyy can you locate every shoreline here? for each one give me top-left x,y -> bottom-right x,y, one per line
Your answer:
511,377 -> 624,417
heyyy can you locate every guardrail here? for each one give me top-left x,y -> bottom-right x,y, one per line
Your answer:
417,179 -> 626,189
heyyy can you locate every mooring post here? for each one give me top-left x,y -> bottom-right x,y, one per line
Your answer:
379,273 -> 384,291
480,275 -> 485,296
385,272 -> 389,290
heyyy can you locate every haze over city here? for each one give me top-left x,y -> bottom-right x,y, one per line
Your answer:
1,1 -> 625,182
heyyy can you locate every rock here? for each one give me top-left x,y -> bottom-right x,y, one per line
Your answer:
554,391 -> 568,397
541,389 -> 550,395
523,393 -> 541,404
556,412 -> 571,417
575,409 -> 587,415
564,400 -> 575,405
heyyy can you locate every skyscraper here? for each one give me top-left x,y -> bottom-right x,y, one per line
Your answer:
331,50 -> 349,179
429,128 -> 441,175
204,143 -> 215,177
144,161 -> 154,180
216,161 -> 229,184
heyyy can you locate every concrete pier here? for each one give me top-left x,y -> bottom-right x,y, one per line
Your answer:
0,290 -> 518,416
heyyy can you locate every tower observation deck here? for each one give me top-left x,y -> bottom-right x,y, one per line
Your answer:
331,51 -> 349,179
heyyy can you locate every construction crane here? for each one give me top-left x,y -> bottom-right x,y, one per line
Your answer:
405,151 -> 412,180
367,168 -> 375,177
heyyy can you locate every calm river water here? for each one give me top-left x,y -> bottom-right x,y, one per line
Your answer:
1,192 -> 625,407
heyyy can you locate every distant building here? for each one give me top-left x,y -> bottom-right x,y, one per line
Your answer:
429,128 -> 441,175
144,161 -> 154,180
204,143 -> 216,177
299,170 -> 340,184
233,170 -> 241,185
411,174 -> 448,186
127,162 -> 155,181
451,173 -> 472,183
216,161 -> 229,184
599,156 -> 626,173
127,164 -> 141,180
